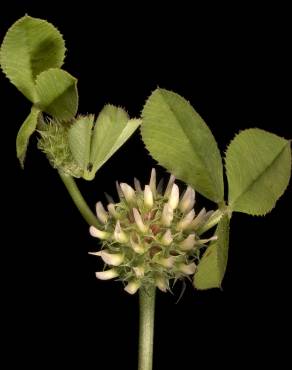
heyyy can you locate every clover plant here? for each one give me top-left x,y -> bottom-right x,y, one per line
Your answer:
1,16 -> 290,370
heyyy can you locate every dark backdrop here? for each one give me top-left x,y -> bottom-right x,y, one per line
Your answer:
1,1 -> 291,369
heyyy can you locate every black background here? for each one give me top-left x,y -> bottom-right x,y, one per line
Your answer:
1,1 -> 291,368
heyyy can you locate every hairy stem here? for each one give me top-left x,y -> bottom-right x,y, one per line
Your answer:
58,170 -> 99,228
138,286 -> 156,370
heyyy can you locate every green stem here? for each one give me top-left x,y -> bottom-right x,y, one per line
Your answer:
58,170 -> 99,228
138,286 -> 156,370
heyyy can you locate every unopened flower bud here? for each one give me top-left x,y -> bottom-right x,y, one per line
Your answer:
168,184 -> 179,210
104,192 -> 114,204
161,229 -> 173,246
130,234 -> 145,254
124,280 -> 141,294
114,221 -> 129,243
164,174 -> 176,198
95,202 -> 108,224
157,256 -> 176,268
188,208 -> 207,230
133,266 -> 145,278
198,235 -> 218,245
89,226 -> 110,240
176,209 -> 196,231
179,234 -> 196,251
134,177 -> 142,192
133,208 -> 148,233
161,204 -> 174,226
155,276 -> 168,292
120,183 -> 136,204
179,186 -> 195,213
149,168 -> 157,197
116,181 -> 123,200
95,269 -> 119,280
157,178 -> 164,194
197,210 -> 222,234
107,203 -> 120,219
144,185 -> 154,209
178,262 -> 197,275
93,250 -> 124,266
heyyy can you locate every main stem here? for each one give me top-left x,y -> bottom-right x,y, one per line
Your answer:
139,286 -> 156,370
58,170 -> 100,228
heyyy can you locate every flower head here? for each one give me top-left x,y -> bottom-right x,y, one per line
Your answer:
89,169 -> 219,294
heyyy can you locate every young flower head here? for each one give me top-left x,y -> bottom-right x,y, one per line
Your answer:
89,169 -> 219,294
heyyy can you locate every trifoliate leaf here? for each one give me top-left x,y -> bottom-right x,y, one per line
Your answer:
194,215 -> 230,290
35,68 -> 78,120
16,106 -> 40,167
141,88 -> 224,203
0,15 -> 65,103
226,129 -> 291,215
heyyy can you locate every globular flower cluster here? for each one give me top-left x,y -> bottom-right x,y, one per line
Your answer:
89,169 -> 219,294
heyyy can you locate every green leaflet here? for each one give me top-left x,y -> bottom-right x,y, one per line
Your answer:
226,129 -> 291,215
0,15 -> 65,103
16,106 -> 40,166
141,88 -> 224,203
68,115 -> 94,171
68,106 -> 141,180
87,105 -> 141,180
35,68 -> 78,120
194,214 -> 230,290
